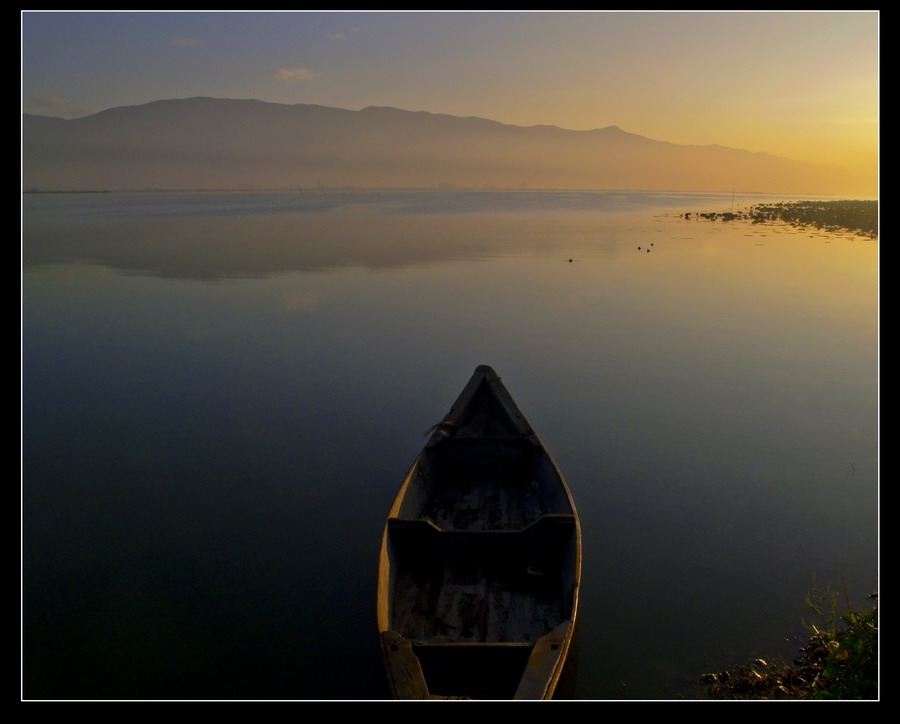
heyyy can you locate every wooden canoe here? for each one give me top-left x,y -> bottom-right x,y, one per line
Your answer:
377,365 -> 581,700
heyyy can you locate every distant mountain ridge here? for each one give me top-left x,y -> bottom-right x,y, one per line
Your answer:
22,96 -> 860,194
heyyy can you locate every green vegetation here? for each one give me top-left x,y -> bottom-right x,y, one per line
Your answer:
682,199 -> 878,239
698,581 -> 878,700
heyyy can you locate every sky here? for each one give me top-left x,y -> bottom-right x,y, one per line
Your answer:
21,10 -> 879,187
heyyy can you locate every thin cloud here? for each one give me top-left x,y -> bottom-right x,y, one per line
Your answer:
275,67 -> 317,82
171,37 -> 201,47
25,95 -> 99,119
325,33 -> 346,41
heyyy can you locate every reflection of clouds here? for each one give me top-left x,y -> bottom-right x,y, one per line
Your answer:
280,289 -> 320,311
563,287 -> 607,309
693,241 -> 723,257
37,263 -> 113,285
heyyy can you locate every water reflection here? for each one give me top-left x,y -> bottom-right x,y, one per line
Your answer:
23,191 -> 877,700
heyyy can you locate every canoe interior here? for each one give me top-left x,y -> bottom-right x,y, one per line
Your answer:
412,644 -> 534,700
388,515 -> 576,644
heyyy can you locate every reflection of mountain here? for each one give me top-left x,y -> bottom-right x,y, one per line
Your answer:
22,198 -> 598,280
23,97 -> 860,194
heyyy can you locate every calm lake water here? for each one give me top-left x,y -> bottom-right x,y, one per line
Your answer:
22,190 -> 878,700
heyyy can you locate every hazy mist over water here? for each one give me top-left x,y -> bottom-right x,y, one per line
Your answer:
23,190 -> 877,699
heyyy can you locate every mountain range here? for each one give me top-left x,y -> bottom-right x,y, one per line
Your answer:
22,97 -> 861,194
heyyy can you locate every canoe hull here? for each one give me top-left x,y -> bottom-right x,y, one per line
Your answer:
377,366 -> 581,700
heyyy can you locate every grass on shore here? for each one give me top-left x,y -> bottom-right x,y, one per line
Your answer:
698,581 -> 878,700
